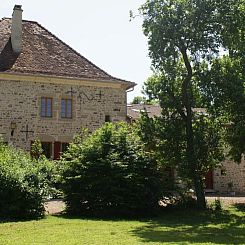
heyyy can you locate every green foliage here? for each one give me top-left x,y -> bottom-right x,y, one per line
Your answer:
140,0 -> 222,70
138,112 -> 224,180
0,143 -> 57,219
131,95 -> 158,105
132,96 -> 147,104
199,56 -> 245,162
138,0 -> 245,209
61,123 -> 169,217
31,139 -> 44,159
210,199 -> 222,212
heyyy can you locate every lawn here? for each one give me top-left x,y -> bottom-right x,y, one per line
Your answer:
0,205 -> 244,245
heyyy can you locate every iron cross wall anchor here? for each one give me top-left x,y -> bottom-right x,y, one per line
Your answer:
65,87 -> 104,100
77,90 -> 103,103
65,88 -> 104,104
65,87 -> 77,97
78,91 -> 94,101
20,124 -> 34,141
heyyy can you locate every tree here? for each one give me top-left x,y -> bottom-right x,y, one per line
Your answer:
138,0 -> 245,209
131,95 -> 158,104
200,57 -> 245,163
132,96 -> 147,104
199,1 -> 245,162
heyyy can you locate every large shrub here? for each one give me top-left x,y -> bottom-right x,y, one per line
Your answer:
61,123 -> 169,217
0,143 -> 56,219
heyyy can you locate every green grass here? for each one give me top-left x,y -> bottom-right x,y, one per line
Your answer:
0,205 -> 244,245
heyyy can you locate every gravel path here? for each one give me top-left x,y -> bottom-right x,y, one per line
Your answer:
45,199 -> 65,215
206,196 -> 245,206
45,196 -> 245,215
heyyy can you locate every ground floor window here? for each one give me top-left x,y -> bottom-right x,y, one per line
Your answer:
105,115 -> 111,122
31,141 -> 69,160
61,142 -> 69,153
41,142 -> 52,159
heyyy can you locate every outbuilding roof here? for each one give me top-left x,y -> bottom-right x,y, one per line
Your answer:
127,104 -> 207,121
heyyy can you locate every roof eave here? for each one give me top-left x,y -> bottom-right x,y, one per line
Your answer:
0,71 -> 137,90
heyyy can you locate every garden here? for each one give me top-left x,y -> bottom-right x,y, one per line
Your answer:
0,0 -> 244,243
0,122 -> 244,244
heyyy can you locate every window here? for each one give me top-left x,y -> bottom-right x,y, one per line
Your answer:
105,115 -> 111,122
41,142 -> 52,159
41,97 -> 52,117
61,99 -> 72,118
221,169 -> 226,176
61,142 -> 69,153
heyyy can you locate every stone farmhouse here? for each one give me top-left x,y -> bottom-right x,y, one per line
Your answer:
0,5 -> 135,159
127,104 -> 245,194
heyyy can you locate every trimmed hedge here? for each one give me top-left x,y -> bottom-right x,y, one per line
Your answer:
0,143 -> 56,219
61,123 -> 168,217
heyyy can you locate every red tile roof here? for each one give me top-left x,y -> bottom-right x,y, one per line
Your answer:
0,18 -> 135,88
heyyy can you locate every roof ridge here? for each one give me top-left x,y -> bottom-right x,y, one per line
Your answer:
0,18 -> 39,26
0,17 -> 8,22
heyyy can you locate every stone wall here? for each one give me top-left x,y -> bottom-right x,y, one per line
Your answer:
0,77 -> 127,155
213,157 -> 245,194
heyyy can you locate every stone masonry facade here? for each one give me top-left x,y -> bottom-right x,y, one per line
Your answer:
0,76 -> 127,157
213,158 -> 245,194
0,6 -> 135,160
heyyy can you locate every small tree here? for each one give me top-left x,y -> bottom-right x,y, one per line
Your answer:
61,123 -> 170,217
31,139 -> 44,159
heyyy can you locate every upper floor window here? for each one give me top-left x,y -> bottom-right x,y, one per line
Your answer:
41,97 -> 52,117
61,98 -> 72,118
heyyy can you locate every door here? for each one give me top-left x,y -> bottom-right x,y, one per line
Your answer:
53,142 -> 69,160
204,170 -> 213,189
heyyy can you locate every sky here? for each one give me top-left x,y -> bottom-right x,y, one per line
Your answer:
0,0 -> 153,102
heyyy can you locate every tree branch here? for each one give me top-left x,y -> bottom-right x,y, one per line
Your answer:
181,47 -> 193,110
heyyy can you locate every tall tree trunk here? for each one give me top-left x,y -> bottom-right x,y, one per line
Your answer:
186,109 -> 206,209
181,48 -> 206,209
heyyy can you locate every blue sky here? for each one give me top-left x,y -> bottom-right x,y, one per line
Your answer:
0,0 -> 152,102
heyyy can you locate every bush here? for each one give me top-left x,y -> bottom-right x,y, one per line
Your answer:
210,199 -> 222,211
61,123 -> 168,217
0,143 -> 57,219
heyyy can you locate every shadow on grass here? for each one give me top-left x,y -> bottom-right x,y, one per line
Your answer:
233,203 -> 245,212
54,211 -> 152,223
0,216 -> 45,224
131,208 -> 245,244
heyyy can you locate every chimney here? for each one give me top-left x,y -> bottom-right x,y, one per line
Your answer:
11,5 -> 23,54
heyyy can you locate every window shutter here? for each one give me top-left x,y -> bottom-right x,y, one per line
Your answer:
54,141 -> 61,160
